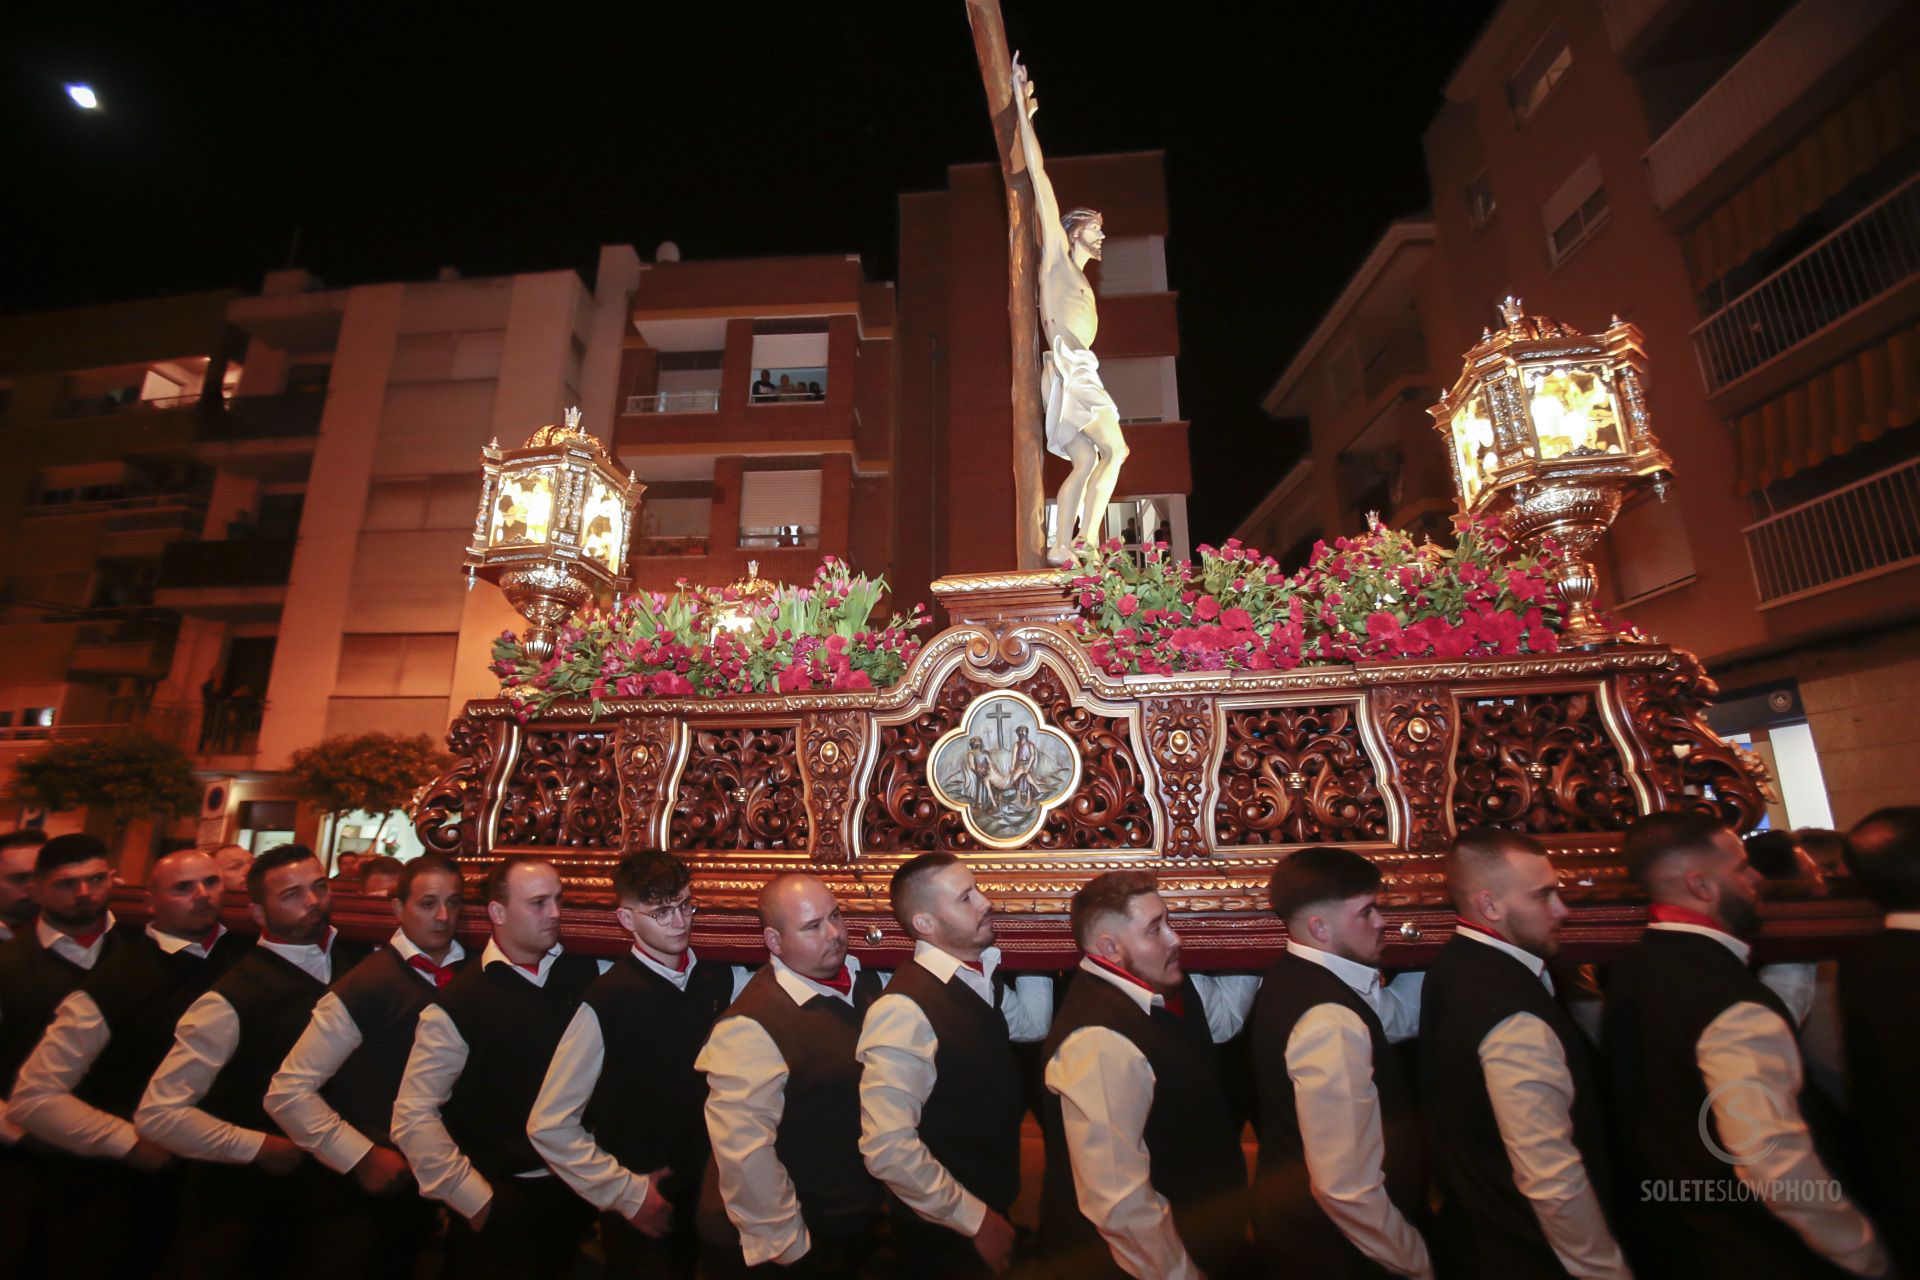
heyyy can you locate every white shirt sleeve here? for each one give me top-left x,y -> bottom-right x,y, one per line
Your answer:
133,991 -> 268,1164
10,992 -> 139,1159
1378,972 -> 1426,1044
1756,962 -> 1817,1029
1043,1025 -> 1199,1280
857,993 -> 987,1238
390,1004 -> 492,1222
1696,1001 -> 1888,1277
998,974 -> 1053,1043
527,1004 -> 653,1219
694,1015 -> 809,1267
1478,1012 -> 1632,1279
263,992 -> 374,1174
1285,1004 -> 1434,1280
1193,972 -> 1261,1043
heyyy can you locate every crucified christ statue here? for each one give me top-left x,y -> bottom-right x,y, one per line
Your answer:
1012,54 -> 1129,568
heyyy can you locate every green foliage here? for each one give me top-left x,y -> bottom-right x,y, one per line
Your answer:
3,732 -> 199,829
286,732 -> 453,820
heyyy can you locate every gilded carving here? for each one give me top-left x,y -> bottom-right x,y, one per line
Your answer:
1453,691 -> 1636,833
497,729 -> 623,849
1614,655 -> 1768,832
801,711 -> 868,863
1367,684 -> 1455,852
1141,696 -> 1215,858
671,726 -> 809,851
1214,702 -> 1388,847
615,718 -> 685,852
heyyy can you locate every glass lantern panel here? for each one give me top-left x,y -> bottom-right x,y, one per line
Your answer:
1450,390 -> 1497,506
488,471 -> 554,546
580,475 -> 627,572
1525,363 -> 1624,461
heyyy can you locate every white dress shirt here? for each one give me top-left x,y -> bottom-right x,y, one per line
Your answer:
133,931 -> 336,1164
390,940 -> 611,1223
1042,958 -> 1259,1280
264,929 -> 466,1173
1,914 -> 120,1146
856,942 -> 1052,1238
527,947 -> 751,1219
10,924 -> 226,1160
1282,940 -> 1434,1280
1454,929 -> 1631,1280
694,955 -> 885,1268
1646,923 -> 1889,1277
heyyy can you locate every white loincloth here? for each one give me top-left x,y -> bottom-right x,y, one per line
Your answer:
1043,334 -> 1119,461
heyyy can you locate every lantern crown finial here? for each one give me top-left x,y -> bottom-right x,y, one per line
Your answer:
564,405 -> 582,432
1498,295 -> 1526,328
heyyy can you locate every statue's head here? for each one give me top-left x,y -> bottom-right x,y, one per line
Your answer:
1063,208 -> 1104,261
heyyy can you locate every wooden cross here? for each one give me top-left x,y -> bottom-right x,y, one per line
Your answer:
983,700 -> 1016,750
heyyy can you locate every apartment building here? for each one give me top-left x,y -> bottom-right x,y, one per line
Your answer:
1242,0 -> 1920,828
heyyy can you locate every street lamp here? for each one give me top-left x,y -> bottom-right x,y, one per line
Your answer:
1430,298 -> 1673,647
464,407 -> 644,660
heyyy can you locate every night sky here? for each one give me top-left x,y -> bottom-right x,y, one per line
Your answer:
4,5 -> 1494,544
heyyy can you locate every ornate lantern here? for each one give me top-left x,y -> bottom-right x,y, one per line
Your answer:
1429,298 -> 1673,647
465,407 -> 644,660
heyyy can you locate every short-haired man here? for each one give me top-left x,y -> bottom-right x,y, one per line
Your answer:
358,855 -> 405,900
266,854 -> 469,1277
136,843 -> 350,1277
1421,830 -> 1628,1278
1250,846 -> 1432,1279
0,829 -> 47,942
858,853 -> 1053,1277
529,850 -> 751,1278
1040,870 -> 1260,1279
0,834 -> 128,1273
391,857 -> 605,1280
209,844 -> 254,897
1603,812 -> 1886,1278
12,849 -> 248,1274
1838,808 -> 1920,1274
695,872 -> 886,1273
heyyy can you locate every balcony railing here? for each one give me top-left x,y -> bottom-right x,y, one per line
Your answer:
157,537 -> 297,590
1643,0 -> 1904,212
1743,454 -> 1920,606
626,391 -> 721,414
1692,174 -> 1920,394
24,492 -> 206,523
54,392 -> 208,420
200,393 -> 326,441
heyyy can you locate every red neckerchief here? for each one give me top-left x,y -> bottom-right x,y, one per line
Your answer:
1088,955 -> 1183,1017
1453,916 -> 1510,944
812,964 -> 854,996
960,958 -> 986,974
1648,903 -> 1729,934
672,950 -> 691,973
516,958 -> 545,976
407,954 -> 456,987
200,925 -> 225,954
65,920 -> 109,950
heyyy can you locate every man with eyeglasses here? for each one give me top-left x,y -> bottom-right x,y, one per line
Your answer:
529,849 -> 751,1278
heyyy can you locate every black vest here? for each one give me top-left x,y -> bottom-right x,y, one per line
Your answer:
1839,927 -> 1920,1274
1039,968 -> 1247,1278
719,963 -> 884,1229
581,953 -> 733,1213
0,922 -> 134,1092
1602,927 -> 1852,1279
75,929 -> 252,1122
435,951 -> 601,1181
881,957 -> 1024,1215
202,945 -> 336,1132
1421,934 -> 1614,1277
1250,951 -> 1429,1278
325,945 -> 467,1148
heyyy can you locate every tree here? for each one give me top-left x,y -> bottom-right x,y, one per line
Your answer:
4,732 -> 199,841
286,732 -> 452,853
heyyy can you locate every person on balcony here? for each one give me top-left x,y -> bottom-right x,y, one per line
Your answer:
752,370 -> 777,401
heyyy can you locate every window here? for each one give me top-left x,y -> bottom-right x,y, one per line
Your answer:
739,469 -> 822,548
1092,236 -> 1168,297
1509,38 -> 1572,126
1542,156 -> 1609,267
334,634 -> 458,697
750,321 -> 830,402
1466,174 -> 1497,230
1611,493 -> 1695,603
1100,357 -> 1178,424
363,476 -> 478,531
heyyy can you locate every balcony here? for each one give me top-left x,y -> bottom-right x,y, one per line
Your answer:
53,391 -> 209,421
67,617 -> 180,680
1643,0 -> 1905,213
1692,173 -> 1920,397
154,538 -> 295,620
200,393 -> 326,441
625,390 -> 721,415
1743,454 -> 1920,606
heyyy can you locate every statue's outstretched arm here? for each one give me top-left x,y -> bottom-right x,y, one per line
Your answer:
1011,54 -> 1066,256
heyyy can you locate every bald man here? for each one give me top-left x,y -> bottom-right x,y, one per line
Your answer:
209,845 -> 254,897
1420,830 -> 1628,1279
11,849 -> 251,1274
695,873 -> 885,1274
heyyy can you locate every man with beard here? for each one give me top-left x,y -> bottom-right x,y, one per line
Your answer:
1040,870 -> 1260,1279
136,844 -> 346,1278
0,833 -> 126,1275
695,873 -> 886,1275
857,853 -> 1053,1277
12,849 -> 249,1275
1420,830 -> 1628,1278
1602,813 -> 1885,1279
0,829 -> 46,942
391,858 -> 605,1280
265,854 -> 468,1278
528,850 -> 751,1279
1250,846 -> 1432,1280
